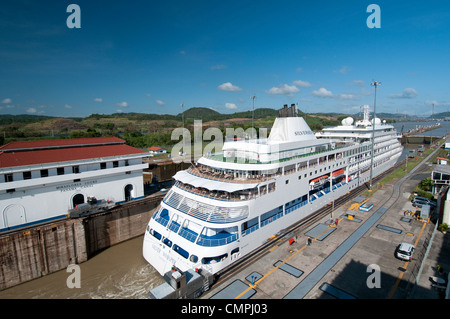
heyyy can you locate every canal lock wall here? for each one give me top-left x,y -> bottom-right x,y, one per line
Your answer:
0,196 -> 162,290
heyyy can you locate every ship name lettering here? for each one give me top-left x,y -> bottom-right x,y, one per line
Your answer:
294,130 -> 313,136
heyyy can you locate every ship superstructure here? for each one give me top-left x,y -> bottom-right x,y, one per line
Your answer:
143,104 -> 403,277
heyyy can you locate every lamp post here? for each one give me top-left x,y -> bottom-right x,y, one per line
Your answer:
251,96 -> 256,139
369,81 -> 381,190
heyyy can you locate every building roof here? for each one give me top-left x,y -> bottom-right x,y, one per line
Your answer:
432,164 -> 450,175
148,146 -> 165,151
0,137 -> 124,152
0,137 -> 147,169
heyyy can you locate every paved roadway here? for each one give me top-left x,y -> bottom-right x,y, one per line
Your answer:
202,145 -> 449,299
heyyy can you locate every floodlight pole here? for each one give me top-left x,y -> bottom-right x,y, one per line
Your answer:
369,81 -> 381,190
251,96 -> 256,138
181,103 -> 185,161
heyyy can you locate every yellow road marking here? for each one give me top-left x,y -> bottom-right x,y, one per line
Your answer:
234,218 -> 343,299
269,245 -> 278,252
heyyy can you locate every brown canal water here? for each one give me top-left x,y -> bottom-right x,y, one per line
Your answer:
0,235 -> 164,299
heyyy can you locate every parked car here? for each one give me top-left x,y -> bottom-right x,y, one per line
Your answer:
412,196 -> 436,208
395,243 -> 415,261
412,199 -> 428,208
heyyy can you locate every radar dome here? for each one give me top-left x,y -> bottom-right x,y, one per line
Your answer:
371,118 -> 382,125
341,117 -> 354,126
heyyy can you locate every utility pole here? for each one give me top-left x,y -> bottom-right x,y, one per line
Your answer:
251,96 -> 256,139
181,103 -> 185,161
369,81 -> 381,190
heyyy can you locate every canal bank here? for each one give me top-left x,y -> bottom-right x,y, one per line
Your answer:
0,195 -> 163,291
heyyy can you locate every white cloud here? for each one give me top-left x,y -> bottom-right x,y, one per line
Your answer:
94,98 -> 103,102
210,64 -> 227,70
334,66 -> 351,74
388,88 -> 418,99
156,100 -> 165,105
225,103 -> 238,110
145,94 -> 151,98
351,80 -> 366,87
218,82 -> 242,92
27,107 -> 37,113
116,101 -> 129,107
293,80 -> 312,88
64,104 -> 72,109
337,93 -> 360,100
266,84 -> 300,96
425,100 -> 450,107
2,98 -> 12,104
312,87 -> 334,98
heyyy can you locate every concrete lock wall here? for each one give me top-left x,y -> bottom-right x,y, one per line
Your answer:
0,197 -> 162,290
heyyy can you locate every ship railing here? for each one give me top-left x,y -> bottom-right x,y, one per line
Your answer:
205,144 -> 350,165
285,200 -> 308,214
260,212 -> 284,227
168,221 -> 180,233
188,166 -> 273,184
197,233 -> 238,247
163,188 -> 249,223
178,228 -> 198,243
241,224 -> 259,237
154,212 -> 170,227
175,180 -> 258,202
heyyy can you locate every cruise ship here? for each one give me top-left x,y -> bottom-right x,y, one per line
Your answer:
143,104 -> 403,278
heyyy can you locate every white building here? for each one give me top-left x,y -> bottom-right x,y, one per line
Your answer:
0,137 -> 148,232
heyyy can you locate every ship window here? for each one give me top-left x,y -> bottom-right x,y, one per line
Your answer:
113,161 -> 119,168
242,217 -> 259,236
57,167 -> 65,175
201,253 -> 228,264
285,180 -> 289,184
149,229 -> 162,241
4,174 -> 13,183
260,206 -> 284,227
72,166 -> 80,174
163,237 -> 172,247
100,162 -> 106,169
173,244 -> 189,259
23,171 -> 32,180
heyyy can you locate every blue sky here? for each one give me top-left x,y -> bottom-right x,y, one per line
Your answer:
1,0 -> 450,118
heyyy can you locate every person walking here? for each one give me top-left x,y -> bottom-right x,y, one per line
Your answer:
307,237 -> 312,246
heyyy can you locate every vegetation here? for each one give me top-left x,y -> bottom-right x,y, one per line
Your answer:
0,107 -> 343,149
439,223 -> 448,233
